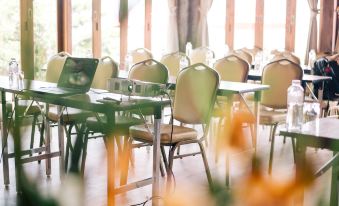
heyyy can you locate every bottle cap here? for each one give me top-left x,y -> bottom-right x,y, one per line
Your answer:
292,79 -> 301,84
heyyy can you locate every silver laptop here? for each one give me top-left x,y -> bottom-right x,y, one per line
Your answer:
29,57 -> 99,96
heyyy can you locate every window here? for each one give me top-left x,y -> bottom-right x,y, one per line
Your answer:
151,0 -> 169,59
127,0 -> 145,51
234,0 -> 255,50
72,0 -> 92,57
208,0 -> 226,58
101,0 -> 120,62
0,0 -> 20,75
263,0 -> 286,51
33,0 -> 57,80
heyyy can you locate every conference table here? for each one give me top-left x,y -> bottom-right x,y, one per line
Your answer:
0,76 -> 170,206
280,118 -> 339,206
0,74 -> 269,205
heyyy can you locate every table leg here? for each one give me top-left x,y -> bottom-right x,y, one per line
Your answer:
57,105 -> 65,178
295,140 -> 306,206
225,96 -> 232,188
107,113 -> 116,206
253,91 -> 261,153
330,152 -> 339,206
13,95 -> 21,192
45,103 -> 51,176
153,106 -> 162,206
1,91 -> 9,185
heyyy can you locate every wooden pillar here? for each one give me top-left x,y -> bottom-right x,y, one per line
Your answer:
285,0 -> 296,52
255,0 -> 264,49
57,0 -> 72,53
225,0 -> 234,50
92,0 -> 101,58
20,0 -> 34,79
144,0 -> 152,50
120,0 -> 128,69
319,0 -> 335,52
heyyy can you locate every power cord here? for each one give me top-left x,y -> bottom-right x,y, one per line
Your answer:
130,196 -> 163,206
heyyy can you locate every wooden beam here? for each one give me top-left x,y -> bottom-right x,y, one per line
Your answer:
92,0 -> 101,58
225,0 -> 234,50
144,0 -> 152,50
319,0 -> 334,52
57,0 -> 72,53
285,0 -> 296,52
20,0 -> 34,79
255,0 -> 264,49
120,0 -> 128,69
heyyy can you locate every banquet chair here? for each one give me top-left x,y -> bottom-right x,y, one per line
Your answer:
271,51 -> 301,65
189,46 -> 215,65
241,47 -> 262,60
81,59 -> 169,182
129,63 -> 219,188
130,48 -> 153,65
259,59 -> 303,174
160,52 -> 190,77
228,49 -> 253,65
47,56 -> 118,171
28,51 -> 71,151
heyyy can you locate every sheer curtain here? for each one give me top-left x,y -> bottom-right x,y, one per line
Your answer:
305,0 -> 319,64
167,0 -> 179,53
198,0 -> 213,47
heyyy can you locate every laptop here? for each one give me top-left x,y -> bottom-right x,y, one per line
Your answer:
29,57 -> 99,96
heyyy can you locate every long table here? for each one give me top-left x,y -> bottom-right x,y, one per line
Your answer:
0,77 -> 170,206
280,118 -> 339,206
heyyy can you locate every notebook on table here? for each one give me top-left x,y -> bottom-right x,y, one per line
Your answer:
28,57 -> 99,96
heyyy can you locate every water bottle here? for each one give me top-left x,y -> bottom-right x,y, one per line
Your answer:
124,52 -> 133,71
179,55 -> 188,70
8,58 -> 19,88
308,49 -> 316,68
286,80 -> 304,131
185,42 -> 192,57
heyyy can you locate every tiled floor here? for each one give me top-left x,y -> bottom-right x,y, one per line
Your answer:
0,119 -> 334,206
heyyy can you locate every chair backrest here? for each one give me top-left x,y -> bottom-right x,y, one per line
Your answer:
189,47 -> 215,65
160,52 -> 190,77
45,51 -> 70,83
261,59 -> 303,109
214,55 -> 249,82
130,48 -> 153,65
272,52 -> 301,65
228,49 -> 252,65
128,59 -> 168,84
91,56 -> 118,90
173,63 -> 220,124
241,47 -> 262,59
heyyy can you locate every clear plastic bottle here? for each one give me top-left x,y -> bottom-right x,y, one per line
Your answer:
185,42 -> 192,57
286,80 -> 304,131
179,55 -> 188,70
124,52 -> 133,72
8,58 -> 19,88
308,49 -> 316,68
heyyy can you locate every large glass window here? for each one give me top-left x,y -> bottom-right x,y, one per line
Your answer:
0,0 -> 20,75
151,0 -> 169,59
33,0 -> 57,80
72,0 -> 92,57
101,0 -> 120,62
234,0 -> 255,50
208,0 -> 226,58
263,0 -> 286,51
127,0 -> 145,51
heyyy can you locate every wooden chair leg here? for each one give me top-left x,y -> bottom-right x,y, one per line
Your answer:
80,128 -> 90,176
268,123 -> 279,174
29,114 -> 38,155
38,121 -> 45,164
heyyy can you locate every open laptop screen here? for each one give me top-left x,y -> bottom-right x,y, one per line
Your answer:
57,57 -> 99,92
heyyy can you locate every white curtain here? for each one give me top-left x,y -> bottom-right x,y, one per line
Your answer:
305,0 -> 319,64
199,0 -> 213,47
167,0 -> 179,53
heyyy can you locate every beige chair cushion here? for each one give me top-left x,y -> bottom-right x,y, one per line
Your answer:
48,107 -> 93,123
259,107 -> 287,125
130,124 -> 198,144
